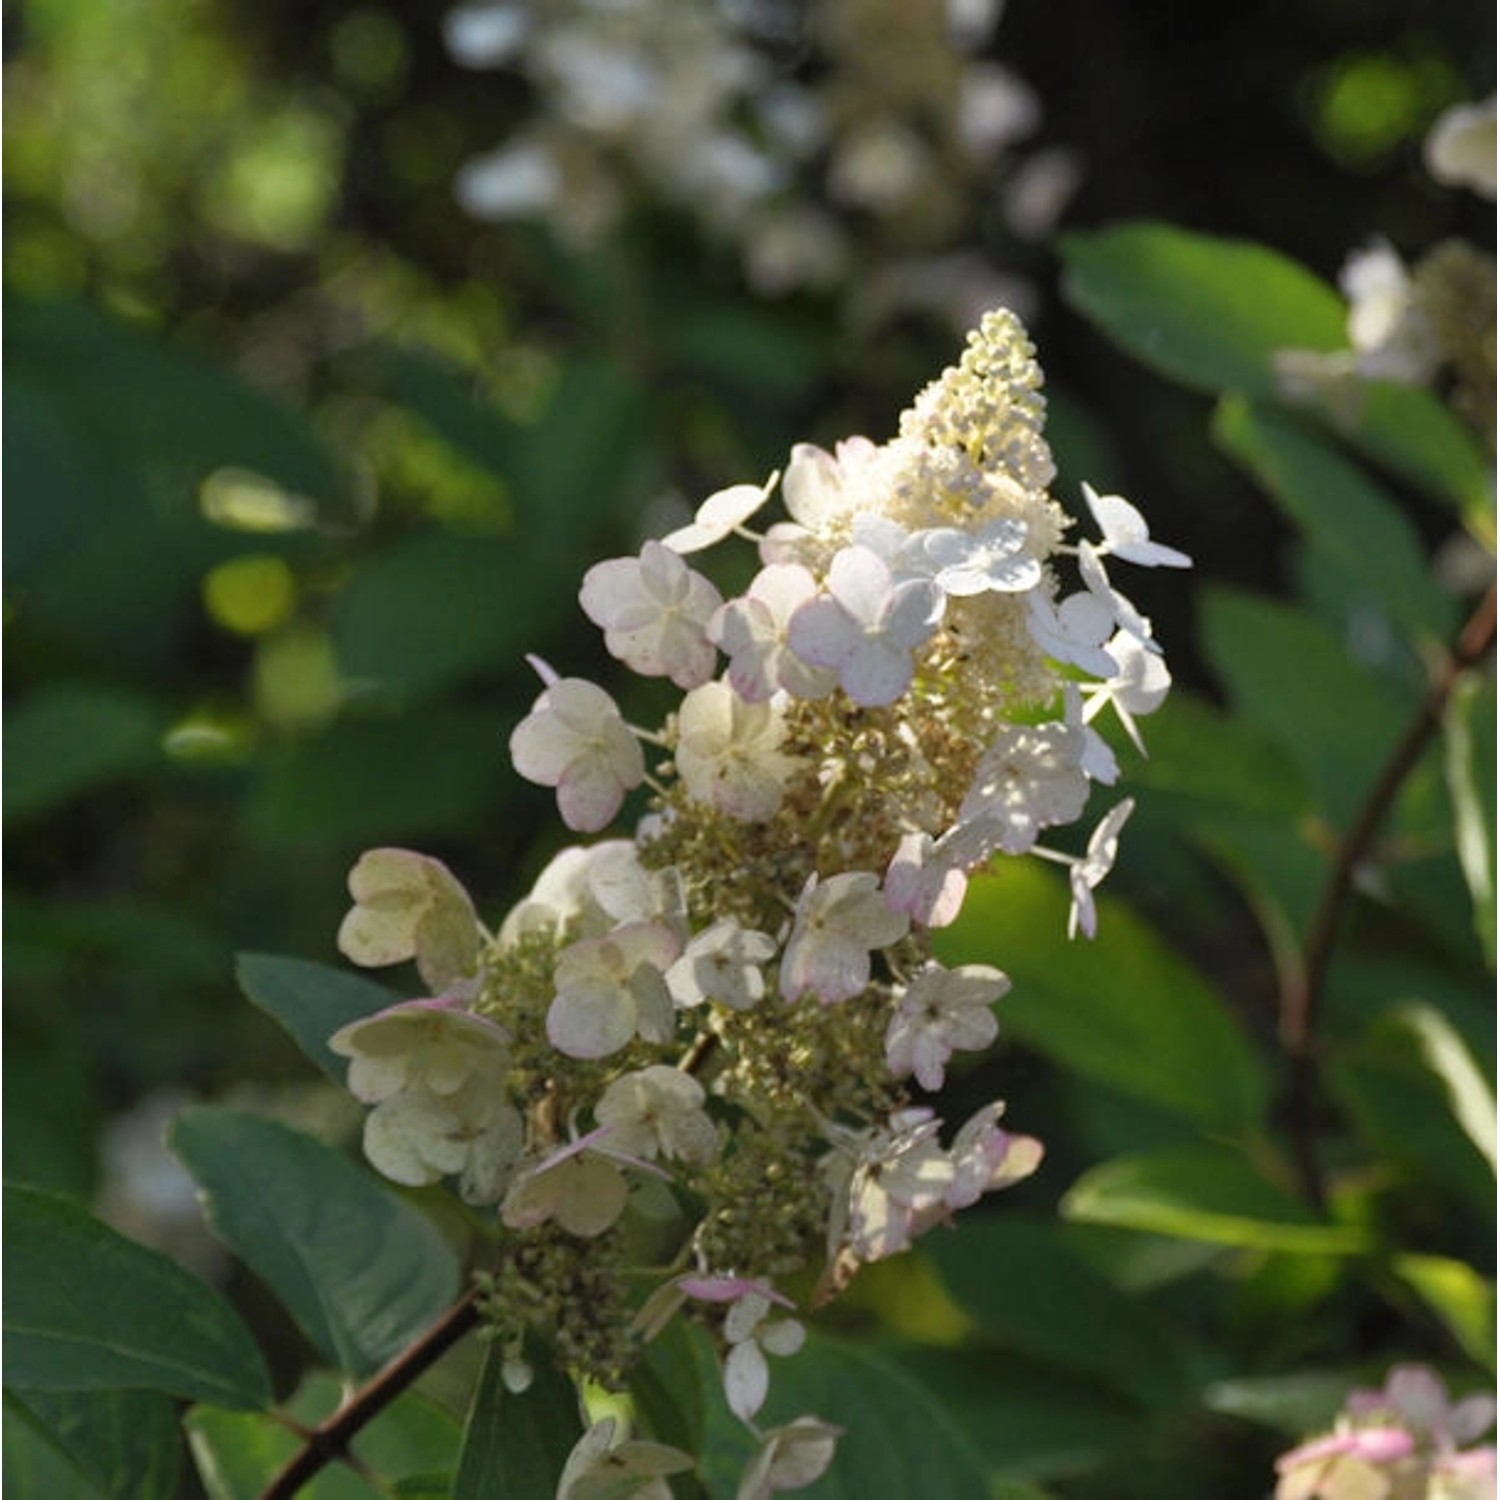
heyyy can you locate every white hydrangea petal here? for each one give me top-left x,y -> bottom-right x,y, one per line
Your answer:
662,481 -> 772,553
725,1339 -> 771,1421
839,637 -> 914,706
547,984 -> 637,1059
1082,483 -> 1192,568
786,596 -> 858,670
758,1317 -> 806,1358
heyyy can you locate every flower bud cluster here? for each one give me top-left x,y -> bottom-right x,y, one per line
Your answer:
1274,1364 -> 1496,1500
329,306 -> 1189,1493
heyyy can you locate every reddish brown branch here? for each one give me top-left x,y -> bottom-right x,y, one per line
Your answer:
1280,582 -> 1496,1207
259,1288 -> 482,1500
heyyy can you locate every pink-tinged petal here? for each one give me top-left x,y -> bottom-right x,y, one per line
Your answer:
787,596 -> 858,669
555,760 -> 626,833
680,1274 -> 794,1307
580,555 -> 653,631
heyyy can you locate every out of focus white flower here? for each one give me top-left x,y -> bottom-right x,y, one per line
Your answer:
1424,96 -> 1497,199
1338,240 -> 1441,384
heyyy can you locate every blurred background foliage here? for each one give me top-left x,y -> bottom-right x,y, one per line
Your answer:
3,0 -> 1494,1495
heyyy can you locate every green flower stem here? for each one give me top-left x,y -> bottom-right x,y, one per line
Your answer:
260,1287 -> 482,1500
1281,580 -> 1496,1209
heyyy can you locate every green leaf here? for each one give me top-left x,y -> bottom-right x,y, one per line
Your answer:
841,1344 -> 1136,1488
1394,1003 -> 1498,1174
169,1107 -> 461,1378
3,1398 -> 106,1500
331,532 -> 564,698
1334,379 -> 1496,522
1062,1144 -> 1370,1254
2,685 -> 164,822
1198,586 -> 1416,829
2,1182 -> 270,1408
7,1388 -> 181,1500
1445,676 -> 1497,964
452,1344 -> 582,1500
245,706 -> 512,845
935,861 -> 1270,1134
699,1331 -> 992,1500
1060,223 -> 1346,400
1390,1254 -> 1497,1370
923,1215 -> 1188,1405
1201,1370 -> 1360,1436
187,1374 -> 462,1500
1212,397 -> 1455,640
1328,1013 -> 1496,1218
236,953 -> 397,1084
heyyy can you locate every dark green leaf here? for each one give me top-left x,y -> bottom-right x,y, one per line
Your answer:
1060,223 -> 1346,399
1198,586 -> 1417,829
1213,397 -> 1455,640
935,861 -> 1270,1134
3,1398 -> 105,1500
170,1107 -> 461,1378
452,1344 -> 582,1500
698,1332 -> 998,1500
236,953 -> 397,1084
1201,1370 -> 1361,1435
2,1182 -> 270,1409
245,705 -> 511,844
891,1346 -> 1141,1484
8,1388 -> 181,1500
2,685 -> 164,822
1445,676 -> 1497,963
1062,1144 -> 1370,1254
923,1215 -> 1188,1405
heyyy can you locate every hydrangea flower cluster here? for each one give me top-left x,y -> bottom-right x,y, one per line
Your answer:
442,0 -> 1077,328
329,307 -> 1188,1493
1274,1364 -> 1496,1500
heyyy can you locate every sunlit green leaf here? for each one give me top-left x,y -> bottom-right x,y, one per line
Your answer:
452,1345 -> 582,1500
1393,1003 -> 1498,1174
1060,223 -> 1346,399
7,1388 -> 181,1500
2,1183 -> 270,1408
1062,1145 -> 1370,1254
236,952 -> 398,1084
1445,675 -> 1497,964
170,1107 -> 461,1378
187,1372 -> 462,1500
1390,1254 -> 1497,1370
936,861 -> 1270,1134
